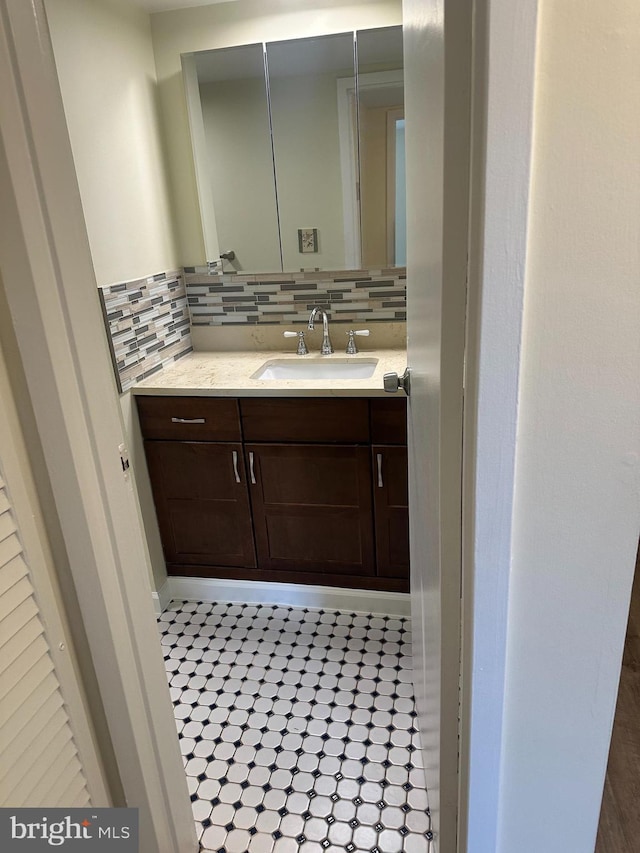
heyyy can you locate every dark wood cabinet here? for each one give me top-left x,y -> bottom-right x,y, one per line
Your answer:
373,445 -> 410,578
137,395 -> 241,442
241,398 -> 370,443
370,399 -> 409,579
138,395 -> 409,591
144,440 -> 256,569
370,398 -> 408,444
247,443 -> 375,578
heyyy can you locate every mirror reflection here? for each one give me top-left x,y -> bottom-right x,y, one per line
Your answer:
183,26 -> 405,273
267,32 -> 356,271
357,26 -> 405,267
194,44 -> 281,270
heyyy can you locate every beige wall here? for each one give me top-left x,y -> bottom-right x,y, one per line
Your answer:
44,0 -> 178,285
150,0 -> 402,265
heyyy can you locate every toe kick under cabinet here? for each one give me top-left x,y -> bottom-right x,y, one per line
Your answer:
137,396 -> 409,592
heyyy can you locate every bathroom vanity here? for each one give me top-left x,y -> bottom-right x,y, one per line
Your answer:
133,350 -> 409,593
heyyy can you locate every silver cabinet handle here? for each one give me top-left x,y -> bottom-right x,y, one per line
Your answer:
232,450 -> 241,484
171,417 -> 205,424
249,451 -> 256,485
376,453 -> 384,488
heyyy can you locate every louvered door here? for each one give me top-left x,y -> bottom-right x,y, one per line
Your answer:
0,470 -> 92,807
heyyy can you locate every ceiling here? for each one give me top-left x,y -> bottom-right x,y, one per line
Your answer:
131,0 -> 237,13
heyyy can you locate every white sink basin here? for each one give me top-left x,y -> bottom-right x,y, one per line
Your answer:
253,358 -> 378,381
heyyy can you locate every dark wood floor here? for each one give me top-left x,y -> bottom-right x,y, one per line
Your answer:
595,542 -> 640,853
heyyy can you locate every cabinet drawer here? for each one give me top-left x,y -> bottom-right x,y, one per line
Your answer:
136,396 -> 241,441
240,398 -> 370,443
370,399 -> 407,444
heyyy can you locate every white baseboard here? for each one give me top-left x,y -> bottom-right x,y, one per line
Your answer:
152,580 -> 172,616
162,576 -> 410,617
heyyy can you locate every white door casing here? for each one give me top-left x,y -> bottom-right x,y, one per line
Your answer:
459,3 -> 538,851
0,1 -> 197,849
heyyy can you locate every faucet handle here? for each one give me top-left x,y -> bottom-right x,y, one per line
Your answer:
346,329 -> 370,354
284,330 -> 308,356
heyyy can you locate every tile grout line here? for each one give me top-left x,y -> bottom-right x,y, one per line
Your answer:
158,600 -> 431,853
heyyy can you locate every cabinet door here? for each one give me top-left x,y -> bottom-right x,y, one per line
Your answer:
373,445 -> 409,579
144,441 -> 256,569
246,444 -> 375,577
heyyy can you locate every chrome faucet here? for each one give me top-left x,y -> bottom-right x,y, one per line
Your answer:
308,306 -> 333,355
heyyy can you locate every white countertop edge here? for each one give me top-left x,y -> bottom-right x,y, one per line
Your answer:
132,386 -> 394,398
131,349 -> 407,398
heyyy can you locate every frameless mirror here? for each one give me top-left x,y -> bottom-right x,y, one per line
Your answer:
183,27 -> 405,274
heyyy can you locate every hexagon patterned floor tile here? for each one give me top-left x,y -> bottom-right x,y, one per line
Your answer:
158,601 -> 432,853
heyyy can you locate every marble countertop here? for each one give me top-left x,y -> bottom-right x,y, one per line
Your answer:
132,349 -> 407,397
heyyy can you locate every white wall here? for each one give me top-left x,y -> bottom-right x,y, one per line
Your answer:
490,1 -> 640,850
44,0 -> 178,285
150,0 -> 402,265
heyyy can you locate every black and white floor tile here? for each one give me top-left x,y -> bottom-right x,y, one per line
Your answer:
159,601 -> 432,853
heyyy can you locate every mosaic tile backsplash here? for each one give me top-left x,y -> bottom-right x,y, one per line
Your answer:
99,270 -> 192,393
184,268 -> 407,327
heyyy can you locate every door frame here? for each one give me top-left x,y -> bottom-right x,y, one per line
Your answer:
0,0 -> 542,851
385,105 -> 405,265
403,0 -> 478,847
337,68 -> 405,269
459,1 -> 539,851
0,1 -> 197,849
404,0 -> 539,849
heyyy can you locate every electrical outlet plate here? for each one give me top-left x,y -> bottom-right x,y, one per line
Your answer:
298,228 -> 318,253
